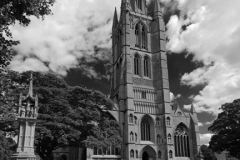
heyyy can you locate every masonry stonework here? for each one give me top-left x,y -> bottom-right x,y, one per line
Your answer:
52,0 -> 200,160
106,0 -> 201,160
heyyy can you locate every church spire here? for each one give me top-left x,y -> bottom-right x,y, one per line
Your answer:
28,72 -> 33,97
112,7 -> 118,30
153,0 -> 162,18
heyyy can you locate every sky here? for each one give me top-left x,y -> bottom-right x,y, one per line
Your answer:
9,0 -> 240,145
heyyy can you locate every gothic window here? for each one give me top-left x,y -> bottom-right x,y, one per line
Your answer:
169,150 -> 173,158
94,147 -> 98,155
177,112 -> 182,116
157,134 -> 160,144
168,134 -> 172,143
141,119 -> 150,141
130,150 -> 134,158
130,132 -> 134,141
134,116 -> 138,125
143,56 -> 150,77
142,26 -> 146,49
166,117 -> 170,125
158,150 -> 161,159
141,91 -> 146,99
93,146 -> 120,155
129,114 -> 133,123
136,150 -> 138,158
156,118 -> 160,126
135,133 -> 137,141
135,24 -> 139,47
118,29 -> 122,54
137,0 -> 142,10
98,148 -> 102,155
134,54 -> 141,75
174,124 -> 190,157
116,63 -> 119,85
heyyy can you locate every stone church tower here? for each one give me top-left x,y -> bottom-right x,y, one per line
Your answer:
104,0 -> 200,160
52,0 -> 201,160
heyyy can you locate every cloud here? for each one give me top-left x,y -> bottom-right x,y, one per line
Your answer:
9,0 -> 121,77
198,122 -> 203,127
170,92 -> 174,101
183,104 -> 191,110
165,0 -> 240,115
170,92 -> 181,102
200,133 -> 213,145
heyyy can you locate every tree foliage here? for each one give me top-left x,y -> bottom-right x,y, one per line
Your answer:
0,0 -> 55,69
198,145 -> 217,160
0,131 -> 16,160
0,71 -> 121,160
208,99 -> 240,159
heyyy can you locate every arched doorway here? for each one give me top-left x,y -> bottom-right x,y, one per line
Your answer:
140,145 -> 156,160
60,155 -> 67,160
142,151 -> 149,160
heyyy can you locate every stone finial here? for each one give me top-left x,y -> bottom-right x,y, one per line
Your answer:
153,0 -> 162,17
112,7 -> 118,30
28,72 -> 33,97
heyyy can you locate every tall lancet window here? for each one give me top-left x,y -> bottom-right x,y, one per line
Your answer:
142,26 -> 146,49
134,54 -> 140,76
141,119 -> 150,141
143,56 -> 150,77
137,0 -> 142,10
174,124 -> 190,157
135,24 -> 139,47
118,29 -> 122,54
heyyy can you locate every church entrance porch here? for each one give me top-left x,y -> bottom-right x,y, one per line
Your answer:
140,146 -> 156,160
142,152 -> 149,160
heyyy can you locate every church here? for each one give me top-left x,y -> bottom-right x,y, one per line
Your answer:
52,0 -> 200,159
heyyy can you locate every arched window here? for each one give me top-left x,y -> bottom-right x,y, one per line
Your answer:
135,133 -> 137,141
134,116 -> 138,125
174,124 -> 190,157
116,63 -> 119,85
129,114 -> 133,123
157,134 -> 160,144
168,134 -> 171,143
141,119 -> 150,140
94,147 -> 98,155
142,26 -> 146,49
136,150 -> 138,158
118,29 -> 122,54
135,24 -> 139,47
134,54 -> 140,75
156,118 -> 160,126
169,150 -> 173,158
130,150 -> 134,158
130,132 -> 134,141
141,90 -> 146,99
158,150 -> 161,159
166,117 -> 170,125
143,56 -> 150,77
137,0 -> 142,10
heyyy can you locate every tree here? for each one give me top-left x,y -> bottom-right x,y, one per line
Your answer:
0,0 -> 56,70
198,145 -> 217,160
208,99 -> 240,159
0,131 -> 17,160
0,71 -> 122,160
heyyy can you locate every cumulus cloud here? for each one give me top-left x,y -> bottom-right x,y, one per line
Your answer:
170,92 -> 181,102
10,0 -> 121,77
165,0 -> 240,115
200,133 -> 213,145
